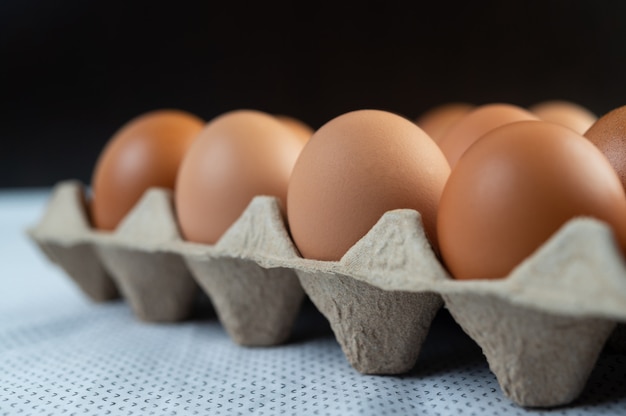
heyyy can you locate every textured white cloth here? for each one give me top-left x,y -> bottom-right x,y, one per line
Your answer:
1,189 -> 625,416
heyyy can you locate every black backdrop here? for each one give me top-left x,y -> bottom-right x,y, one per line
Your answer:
3,0 -> 626,188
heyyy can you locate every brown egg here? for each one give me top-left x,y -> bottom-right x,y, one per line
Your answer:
584,105 -> 626,189
175,109 -> 306,244
437,103 -> 538,169
438,120 -> 626,280
91,109 -> 204,230
530,100 -> 597,134
275,114 -> 314,143
415,102 -> 474,142
287,109 -> 451,261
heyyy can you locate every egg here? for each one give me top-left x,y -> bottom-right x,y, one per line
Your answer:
287,109 -> 451,261
584,105 -> 626,189
91,109 -> 204,231
437,120 -> 626,280
175,109 -> 306,244
415,102 -> 474,142
275,114 -> 314,143
437,103 -> 539,169
530,99 -> 597,134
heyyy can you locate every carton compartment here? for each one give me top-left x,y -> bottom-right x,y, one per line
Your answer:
28,181 -> 119,302
97,246 -> 198,322
444,293 -> 615,407
41,241 -> 119,302
298,270 -> 442,374
93,188 -> 200,322
185,256 -> 303,346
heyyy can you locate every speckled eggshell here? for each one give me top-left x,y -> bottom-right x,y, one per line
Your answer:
584,105 -> 626,189
287,109 -> 451,261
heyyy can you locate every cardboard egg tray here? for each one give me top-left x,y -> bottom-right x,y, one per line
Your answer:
29,180 -> 626,408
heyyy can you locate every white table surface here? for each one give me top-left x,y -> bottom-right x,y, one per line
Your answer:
1,188 -> 625,416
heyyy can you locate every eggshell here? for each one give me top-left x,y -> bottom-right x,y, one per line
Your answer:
287,109 -> 450,261
91,109 -> 204,231
415,102 -> 474,142
175,109 -> 306,245
584,105 -> 626,189
437,103 -> 538,169
438,120 -> 626,280
530,100 -> 597,134
275,114 -> 314,143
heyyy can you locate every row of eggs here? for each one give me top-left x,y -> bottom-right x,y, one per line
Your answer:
89,101 -> 626,281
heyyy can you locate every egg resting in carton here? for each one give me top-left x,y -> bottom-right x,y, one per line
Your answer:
29,180 -> 626,408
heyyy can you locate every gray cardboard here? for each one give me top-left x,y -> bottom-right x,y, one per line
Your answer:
185,256 -> 303,346
27,181 -> 119,302
298,270 -> 442,374
93,189 -> 199,322
444,293 -> 615,407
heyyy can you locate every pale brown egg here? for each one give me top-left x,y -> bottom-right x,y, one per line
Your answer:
530,100 -> 597,134
275,114 -> 314,143
287,109 -> 451,261
91,109 -> 204,230
437,103 -> 538,169
584,105 -> 626,189
175,109 -> 306,244
438,120 -> 626,280
415,102 -> 474,142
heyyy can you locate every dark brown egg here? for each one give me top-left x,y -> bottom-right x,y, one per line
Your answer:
584,105 -> 626,190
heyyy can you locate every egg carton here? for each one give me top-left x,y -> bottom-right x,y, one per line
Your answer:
28,180 -> 626,408
28,180 -> 304,346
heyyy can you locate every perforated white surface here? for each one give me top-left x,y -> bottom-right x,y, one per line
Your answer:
1,189 -> 626,416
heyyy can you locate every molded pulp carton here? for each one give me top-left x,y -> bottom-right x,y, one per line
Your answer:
29,180 -> 626,408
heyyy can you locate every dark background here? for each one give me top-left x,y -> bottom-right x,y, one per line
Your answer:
3,0 -> 626,188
